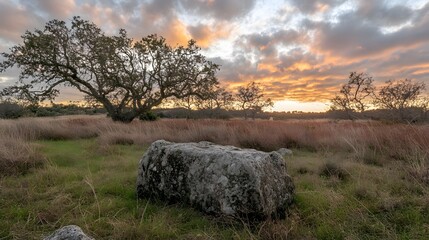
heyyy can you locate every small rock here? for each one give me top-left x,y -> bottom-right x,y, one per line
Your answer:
277,148 -> 293,157
44,225 -> 93,240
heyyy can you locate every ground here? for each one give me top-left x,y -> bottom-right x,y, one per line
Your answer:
0,116 -> 428,239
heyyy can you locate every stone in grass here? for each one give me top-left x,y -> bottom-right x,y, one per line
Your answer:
44,225 -> 94,240
276,148 -> 293,157
136,140 -> 295,220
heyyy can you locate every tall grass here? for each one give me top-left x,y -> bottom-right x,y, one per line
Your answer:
0,138 -> 45,175
0,116 -> 428,182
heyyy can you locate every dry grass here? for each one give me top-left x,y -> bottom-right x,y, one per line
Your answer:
2,116 -> 428,153
1,116 -> 428,182
0,138 -> 45,175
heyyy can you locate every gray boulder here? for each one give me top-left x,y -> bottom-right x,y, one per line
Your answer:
137,140 -> 294,220
277,148 -> 293,157
43,225 -> 93,240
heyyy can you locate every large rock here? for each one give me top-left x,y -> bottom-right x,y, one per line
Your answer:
43,225 -> 93,240
137,140 -> 294,220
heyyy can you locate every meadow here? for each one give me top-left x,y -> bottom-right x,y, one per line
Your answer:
0,115 -> 428,239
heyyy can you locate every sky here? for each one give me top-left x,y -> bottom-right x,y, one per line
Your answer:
0,0 -> 429,112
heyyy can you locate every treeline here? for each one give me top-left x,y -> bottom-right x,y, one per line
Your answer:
0,102 -> 106,119
155,108 -> 428,122
1,101 -> 428,123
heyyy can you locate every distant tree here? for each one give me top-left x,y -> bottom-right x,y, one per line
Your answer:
214,88 -> 235,110
0,16 -> 219,123
195,87 -> 234,118
174,95 -> 198,119
375,79 -> 428,122
330,72 -> 375,119
195,86 -> 234,109
236,82 -> 273,119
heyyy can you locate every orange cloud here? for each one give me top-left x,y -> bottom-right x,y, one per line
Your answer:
258,63 -> 278,72
290,62 -> 312,71
162,19 -> 191,46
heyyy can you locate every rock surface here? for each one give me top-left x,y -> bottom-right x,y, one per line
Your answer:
44,225 -> 93,240
277,148 -> 293,157
137,140 -> 294,220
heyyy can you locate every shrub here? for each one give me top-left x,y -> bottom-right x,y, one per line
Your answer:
0,102 -> 24,119
139,111 -> 158,121
35,108 -> 58,117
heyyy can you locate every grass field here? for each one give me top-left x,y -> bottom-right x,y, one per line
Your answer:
0,116 -> 428,239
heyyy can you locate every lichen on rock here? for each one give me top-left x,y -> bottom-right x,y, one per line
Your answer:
43,225 -> 93,240
137,140 -> 295,220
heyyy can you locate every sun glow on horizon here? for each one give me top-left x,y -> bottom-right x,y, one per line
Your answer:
271,100 -> 329,113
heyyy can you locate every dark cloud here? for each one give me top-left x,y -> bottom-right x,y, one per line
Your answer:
357,1 -> 413,26
236,29 -> 305,60
187,24 -> 209,40
277,48 -> 319,71
180,0 -> 257,20
210,56 -> 267,84
307,3 -> 429,59
289,0 -> 346,14
244,29 -> 302,48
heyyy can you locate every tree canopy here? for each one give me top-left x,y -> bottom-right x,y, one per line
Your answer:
330,72 -> 375,119
0,16 -> 219,122
375,79 -> 427,122
236,82 -> 273,119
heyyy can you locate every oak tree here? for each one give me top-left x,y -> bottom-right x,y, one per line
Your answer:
375,79 -> 427,122
0,17 -> 219,122
236,82 -> 273,119
330,72 -> 375,119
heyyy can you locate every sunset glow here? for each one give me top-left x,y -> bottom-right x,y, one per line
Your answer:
1,0 -> 429,112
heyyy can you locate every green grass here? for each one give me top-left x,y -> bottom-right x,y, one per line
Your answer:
1,140 -> 428,239
284,150 -> 429,239
0,140 -> 253,239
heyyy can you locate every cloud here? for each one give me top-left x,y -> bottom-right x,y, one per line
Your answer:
0,1 -> 44,42
232,29 -> 308,72
276,48 -> 319,71
357,1 -> 413,27
307,4 -> 429,60
288,0 -> 346,14
180,0 -> 257,20
33,0 -> 77,19
134,0 -> 190,45
187,23 -> 232,47
77,0 -> 191,45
